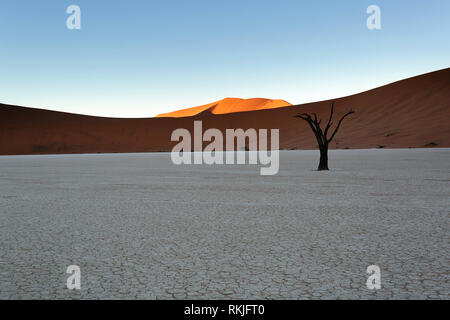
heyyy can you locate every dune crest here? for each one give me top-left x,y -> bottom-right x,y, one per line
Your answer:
155,98 -> 292,118
1,68 -> 449,155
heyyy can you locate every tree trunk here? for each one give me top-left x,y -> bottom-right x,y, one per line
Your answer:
318,146 -> 329,171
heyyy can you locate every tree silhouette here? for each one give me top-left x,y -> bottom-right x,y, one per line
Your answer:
296,102 -> 354,171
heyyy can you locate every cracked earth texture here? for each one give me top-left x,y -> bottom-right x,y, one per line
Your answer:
0,149 -> 448,299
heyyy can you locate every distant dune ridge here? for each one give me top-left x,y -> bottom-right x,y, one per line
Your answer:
0,68 -> 449,155
155,98 -> 292,118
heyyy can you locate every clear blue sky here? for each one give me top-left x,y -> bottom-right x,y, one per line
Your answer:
1,0 -> 449,117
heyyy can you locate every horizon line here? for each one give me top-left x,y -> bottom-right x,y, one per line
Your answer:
1,67 -> 448,119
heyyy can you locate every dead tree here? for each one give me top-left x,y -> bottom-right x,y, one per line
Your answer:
296,102 -> 354,171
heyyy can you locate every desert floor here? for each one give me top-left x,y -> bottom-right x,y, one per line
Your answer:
0,149 -> 448,299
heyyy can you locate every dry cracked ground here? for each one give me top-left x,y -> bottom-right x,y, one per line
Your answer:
0,149 -> 449,299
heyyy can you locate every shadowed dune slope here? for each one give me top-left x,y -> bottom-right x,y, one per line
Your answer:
0,68 -> 449,155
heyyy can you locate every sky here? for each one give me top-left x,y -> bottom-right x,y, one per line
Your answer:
0,0 -> 449,118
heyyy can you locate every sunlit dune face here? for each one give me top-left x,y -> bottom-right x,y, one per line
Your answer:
155,98 -> 292,118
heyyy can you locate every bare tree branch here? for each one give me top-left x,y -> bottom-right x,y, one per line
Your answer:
327,110 -> 355,143
296,115 -> 321,147
312,113 -> 321,126
324,102 -> 334,137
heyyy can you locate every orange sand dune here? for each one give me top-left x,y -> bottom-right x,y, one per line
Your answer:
156,98 -> 292,118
